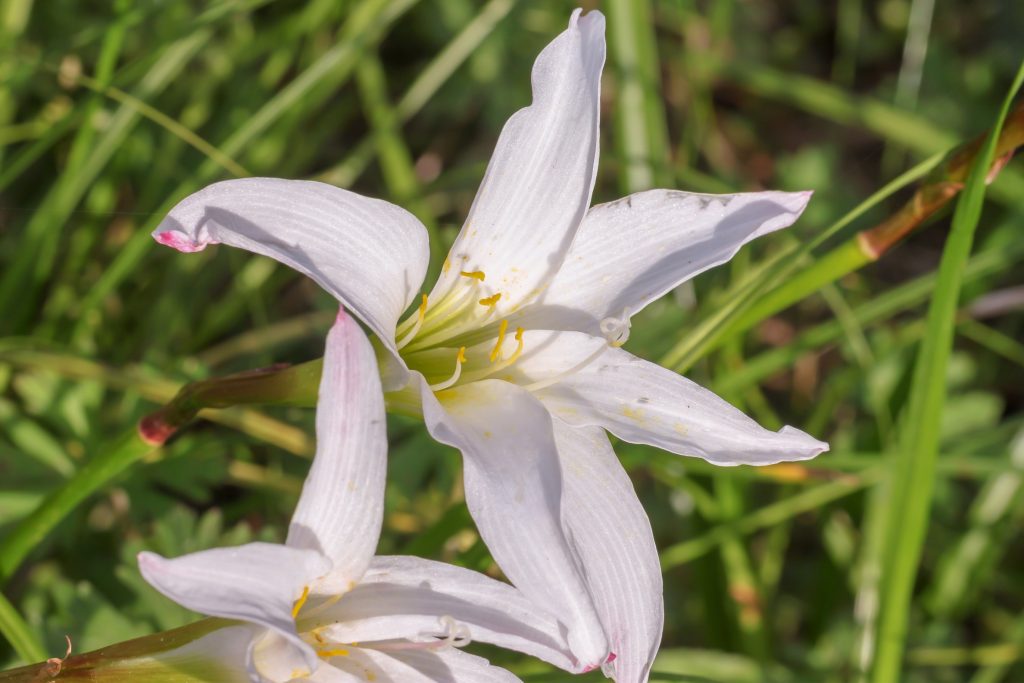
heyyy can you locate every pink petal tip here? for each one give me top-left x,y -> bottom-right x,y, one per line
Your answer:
154,231 -> 209,253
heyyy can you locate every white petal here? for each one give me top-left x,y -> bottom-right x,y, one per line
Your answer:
519,190 -> 811,335
302,555 -> 574,671
428,10 -> 605,314
553,421 -> 663,683
286,309 -> 385,588
332,647 -> 521,683
416,376 -> 608,671
510,331 -> 828,465
250,629 -> 328,683
138,544 -> 330,674
152,178 -> 429,381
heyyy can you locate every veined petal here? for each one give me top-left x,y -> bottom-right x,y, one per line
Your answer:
428,10 -> 605,314
519,190 -> 811,335
331,647 -> 521,683
286,309 -> 385,589
138,544 -> 331,674
416,376 -> 608,671
152,178 -> 429,380
302,555 -> 574,671
510,331 -> 828,465
553,421 -> 663,683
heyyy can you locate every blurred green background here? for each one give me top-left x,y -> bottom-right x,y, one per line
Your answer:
1,0 -> 1023,681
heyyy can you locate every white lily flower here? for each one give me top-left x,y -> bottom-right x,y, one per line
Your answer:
138,310 -> 581,682
152,8 -> 829,681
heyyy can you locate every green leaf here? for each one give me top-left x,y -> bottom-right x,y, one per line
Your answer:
870,60 -> 1024,683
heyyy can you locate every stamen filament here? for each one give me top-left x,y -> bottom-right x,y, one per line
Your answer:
405,281 -> 484,349
489,320 -> 509,362
297,591 -> 346,619
460,327 -> 526,385
391,294 -> 423,350
396,294 -> 429,349
429,347 -> 467,392
490,326 -> 524,370
291,586 -> 310,619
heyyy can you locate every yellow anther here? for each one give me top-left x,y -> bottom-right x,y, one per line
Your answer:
430,346 -> 467,392
478,292 -> 502,308
460,270 -> 486,281
317,648 -> 350,659
396,294 -> 429,350
291,585 -> 310,619
489,320 -> 510,362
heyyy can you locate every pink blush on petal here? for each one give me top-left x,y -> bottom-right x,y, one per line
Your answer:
154,231 -> 210,253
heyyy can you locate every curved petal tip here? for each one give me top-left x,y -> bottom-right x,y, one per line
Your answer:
153,227 -> 212,253
778,425 -> 830,458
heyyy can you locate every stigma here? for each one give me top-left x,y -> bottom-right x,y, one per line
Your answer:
599,308 -> 632,347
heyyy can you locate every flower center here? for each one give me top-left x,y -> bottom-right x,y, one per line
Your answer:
395,269 -> 529,396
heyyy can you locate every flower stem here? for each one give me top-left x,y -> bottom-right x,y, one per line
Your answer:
0,619 -> 230,682
139,359 -> 322,444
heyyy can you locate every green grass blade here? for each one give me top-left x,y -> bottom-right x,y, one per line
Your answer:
70,0 -> 420,342
0,29 -> 210,333
925,427 -> 1024,618
317,0 -> 514,188
713,234 -> 1024,395
869,61 -> 1024,683
659,151 -> 943,372
661,467 -> 881,570
0,429 -> 157,582
607,0 -> 671,192
0,590 -> 45,665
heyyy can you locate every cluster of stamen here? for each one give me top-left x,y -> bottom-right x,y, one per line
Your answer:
396,272 -> 632,399
398,269 -> 528,393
